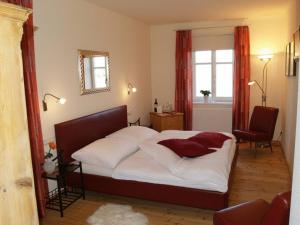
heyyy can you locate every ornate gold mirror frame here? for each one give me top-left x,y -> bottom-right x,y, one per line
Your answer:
78,49 -> 110,95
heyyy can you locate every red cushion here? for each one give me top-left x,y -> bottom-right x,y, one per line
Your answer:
213,199 -> 270,225
158,139 -> 216,157
188,132 -> 231,148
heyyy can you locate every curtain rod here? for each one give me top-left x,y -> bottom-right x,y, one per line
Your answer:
173,25 -> 248,31
193,33 -> 233,37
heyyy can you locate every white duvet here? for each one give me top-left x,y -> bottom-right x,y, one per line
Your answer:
74,130 -> 236,193
113,130 -> 236,193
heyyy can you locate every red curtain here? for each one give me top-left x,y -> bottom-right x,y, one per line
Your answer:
232,26 -> 251,131
175,30 -> 193,130
5,0 -> 47,217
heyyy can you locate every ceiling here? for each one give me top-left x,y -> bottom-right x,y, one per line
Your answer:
85,0 -> 290,24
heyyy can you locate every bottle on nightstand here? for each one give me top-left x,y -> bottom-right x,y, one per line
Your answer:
154,98 -> 158,112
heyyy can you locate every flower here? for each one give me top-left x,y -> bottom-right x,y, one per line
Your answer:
45,141 -> 56,159
48,142 -> 56,150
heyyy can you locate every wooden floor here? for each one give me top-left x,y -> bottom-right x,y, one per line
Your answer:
40,143 -> 291,225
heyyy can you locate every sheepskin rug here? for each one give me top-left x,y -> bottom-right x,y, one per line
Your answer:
87,203 -> 149,225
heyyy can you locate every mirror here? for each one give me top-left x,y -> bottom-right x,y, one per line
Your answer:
78,49 -> 110,95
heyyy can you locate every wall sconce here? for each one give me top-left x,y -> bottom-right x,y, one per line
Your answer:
127,83 -> 137,95
43,93 -> 66,111
248,80 -> 266,106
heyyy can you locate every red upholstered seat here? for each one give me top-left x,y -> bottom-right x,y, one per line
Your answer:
213,191 -> 291,225
233,106 -> 279,156
261,192 -> 291,225
233,130 -> 269,142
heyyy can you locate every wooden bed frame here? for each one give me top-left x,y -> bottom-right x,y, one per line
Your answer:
55,105 -> 237,210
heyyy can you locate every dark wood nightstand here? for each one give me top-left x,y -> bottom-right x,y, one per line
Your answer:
150,112 -> 184,132
42,161 -> 85,217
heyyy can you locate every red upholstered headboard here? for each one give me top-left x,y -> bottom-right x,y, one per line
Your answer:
55,105 -> 128,163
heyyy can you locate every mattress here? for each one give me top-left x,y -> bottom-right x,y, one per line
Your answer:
75,162 -> 114,177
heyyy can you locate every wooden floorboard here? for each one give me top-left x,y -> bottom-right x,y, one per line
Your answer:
40,143 -> 291,225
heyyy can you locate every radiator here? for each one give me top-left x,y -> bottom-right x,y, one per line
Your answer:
192,105 -> 232,132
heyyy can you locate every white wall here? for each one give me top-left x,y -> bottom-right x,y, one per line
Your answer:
150,20 -> 242,106
150,20 -> 240,132
33,0 -> 151,190
249,16 -> 288,142
288,0 -> 300,224
281,0 -> 300,172
34,0 -> 152,144
151,17 -> 287,135
193,104 -> 232,132
291,60 -> 300,225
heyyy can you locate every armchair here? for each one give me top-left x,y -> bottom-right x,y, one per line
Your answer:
213,191 -> 291,225
233,106 -> 279,156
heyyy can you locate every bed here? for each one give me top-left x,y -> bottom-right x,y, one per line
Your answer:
55,105 -> 237,210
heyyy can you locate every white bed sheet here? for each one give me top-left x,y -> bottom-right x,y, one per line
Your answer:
112,134 -> 236,193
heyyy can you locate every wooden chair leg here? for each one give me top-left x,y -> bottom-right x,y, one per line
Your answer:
236,139 -> 240,151
254,142 -> 258,158
269,141 -> 273,153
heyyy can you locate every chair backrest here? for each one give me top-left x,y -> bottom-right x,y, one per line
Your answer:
261,192 -> 291,225
249,106 -> 279,140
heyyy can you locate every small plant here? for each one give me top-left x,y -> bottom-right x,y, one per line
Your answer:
45,141 -> 56,160
200,90 -> 211,96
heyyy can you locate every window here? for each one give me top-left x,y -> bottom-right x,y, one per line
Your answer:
193,49 -> 234,103
90,56 -> 108,89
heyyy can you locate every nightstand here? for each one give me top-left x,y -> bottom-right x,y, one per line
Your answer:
150,112 -> 184,132
42,161 -> 85,217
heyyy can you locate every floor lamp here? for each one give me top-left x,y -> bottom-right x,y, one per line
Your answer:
248,54 -> 273,107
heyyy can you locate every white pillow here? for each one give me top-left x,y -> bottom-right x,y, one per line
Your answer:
71,137 -> 138,168
106,126 -> 159,144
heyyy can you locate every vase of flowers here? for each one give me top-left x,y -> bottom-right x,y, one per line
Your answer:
200,90 -> 211,103
43,142 -> 56,174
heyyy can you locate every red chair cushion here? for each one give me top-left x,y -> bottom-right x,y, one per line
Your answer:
188,132 -> 232,148
158,139 -> 216,157
261,192 -> 291,225
213,191 -> 291,225
233,130 -> 269,142
250,106 -> 279,135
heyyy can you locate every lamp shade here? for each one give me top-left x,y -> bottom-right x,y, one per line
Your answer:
248,81 -> 256,86
43,93 -> 66,111
258,54 -> 273,61
58,98 -> 66,104
127,83 -> 137,95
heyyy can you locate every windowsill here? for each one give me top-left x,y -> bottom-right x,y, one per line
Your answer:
193,102 -> 232,107
193,101 -> 232,105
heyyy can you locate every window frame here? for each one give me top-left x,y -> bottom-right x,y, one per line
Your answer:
193,49 -> 234,103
